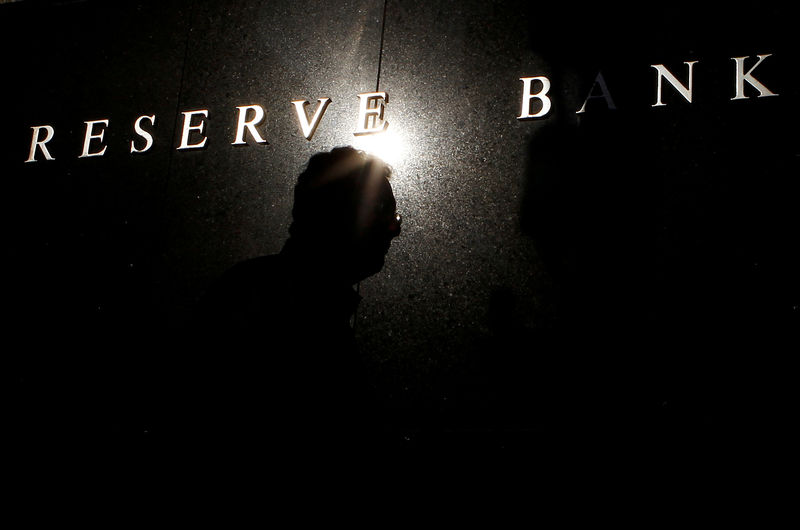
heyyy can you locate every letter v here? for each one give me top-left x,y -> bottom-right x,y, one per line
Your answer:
291,97 -> 332,140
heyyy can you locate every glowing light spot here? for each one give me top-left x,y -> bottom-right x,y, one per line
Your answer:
352,128 -> 407,168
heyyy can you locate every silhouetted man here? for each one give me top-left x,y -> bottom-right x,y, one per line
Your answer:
190,146 -> 401,462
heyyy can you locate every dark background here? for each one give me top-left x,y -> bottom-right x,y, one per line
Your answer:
3,0 -> 797,476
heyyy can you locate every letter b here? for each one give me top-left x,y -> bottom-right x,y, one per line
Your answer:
518,76 -> 552,119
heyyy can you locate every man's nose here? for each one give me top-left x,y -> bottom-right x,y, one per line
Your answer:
388,212 -> 402,238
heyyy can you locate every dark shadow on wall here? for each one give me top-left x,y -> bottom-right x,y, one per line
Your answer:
141,147 -> 404,471
518,7 -> 799,462
3,1 -> 192,476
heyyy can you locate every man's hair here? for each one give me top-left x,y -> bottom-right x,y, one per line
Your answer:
289,146 -> 392,242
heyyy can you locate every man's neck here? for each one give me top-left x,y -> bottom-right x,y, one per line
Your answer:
281,237 -> 359,288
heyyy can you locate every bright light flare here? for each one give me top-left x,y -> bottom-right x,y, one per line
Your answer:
352,128 -> 407,168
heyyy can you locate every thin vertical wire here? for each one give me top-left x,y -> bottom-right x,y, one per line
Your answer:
161,2 -> 195,215
375,0 -> 389,92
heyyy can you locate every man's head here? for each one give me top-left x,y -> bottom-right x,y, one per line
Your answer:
288,146 -> 401,283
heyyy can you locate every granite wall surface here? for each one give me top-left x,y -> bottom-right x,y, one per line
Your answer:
3,1 -> 797,463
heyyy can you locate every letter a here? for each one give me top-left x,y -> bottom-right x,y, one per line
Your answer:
576,72 -> 617,114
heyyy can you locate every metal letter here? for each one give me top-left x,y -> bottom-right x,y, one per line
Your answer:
79,119 -> 109,158
354,92 -> 389,136
232,105 -> 267,145
576,71 -> 617,113
177,110 -> 209,150
130,114 -> 156,154
517,77 -> 552,119
651,61 -> 698,107
731,55 -> 778,100
292,98 -> 332,140
25,125 -> 56,163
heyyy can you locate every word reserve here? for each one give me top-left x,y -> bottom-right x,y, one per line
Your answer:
24,92 -> 389,163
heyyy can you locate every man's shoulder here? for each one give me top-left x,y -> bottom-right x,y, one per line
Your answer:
219,254 -> 284,285
198,254 -> 287,311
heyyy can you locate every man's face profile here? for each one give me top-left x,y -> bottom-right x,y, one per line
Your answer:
352,175 -> 401,281
289,146 -> 401,284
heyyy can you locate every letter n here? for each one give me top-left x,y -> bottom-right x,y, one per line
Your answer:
651,61 -> 698,107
